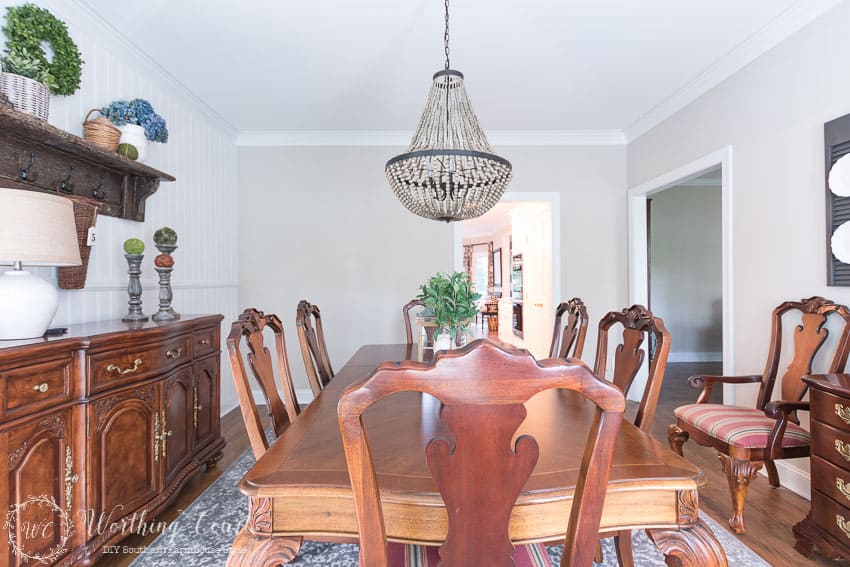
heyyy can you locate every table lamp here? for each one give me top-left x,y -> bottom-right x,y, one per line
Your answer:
0,189 -> 81,339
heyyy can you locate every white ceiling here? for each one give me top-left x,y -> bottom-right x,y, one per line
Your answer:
83,0 -> 840,139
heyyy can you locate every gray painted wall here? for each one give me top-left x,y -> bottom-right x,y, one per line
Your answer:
650,185 -> 722,360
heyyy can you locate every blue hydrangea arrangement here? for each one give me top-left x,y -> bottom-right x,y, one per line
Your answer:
101,99 -> 169,143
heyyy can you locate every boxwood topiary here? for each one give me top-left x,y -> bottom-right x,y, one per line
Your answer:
2,3 -> 83,95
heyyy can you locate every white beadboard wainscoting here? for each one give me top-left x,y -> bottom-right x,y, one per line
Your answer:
0,0 -> 241,412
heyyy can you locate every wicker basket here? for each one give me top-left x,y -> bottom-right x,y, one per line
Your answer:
58,197 -> 101,290
83,109 -> 121,151
0,72 -> 49,121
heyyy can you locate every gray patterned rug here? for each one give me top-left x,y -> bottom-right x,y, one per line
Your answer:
129,450 -> 768,566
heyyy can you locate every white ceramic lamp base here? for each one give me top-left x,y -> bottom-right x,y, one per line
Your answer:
0,269 -> 59,340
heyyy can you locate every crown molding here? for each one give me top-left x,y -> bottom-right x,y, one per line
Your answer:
236,130 -> 626,147
624,0 -> 844,143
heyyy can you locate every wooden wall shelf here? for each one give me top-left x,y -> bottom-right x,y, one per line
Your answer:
0,104 -> 175,221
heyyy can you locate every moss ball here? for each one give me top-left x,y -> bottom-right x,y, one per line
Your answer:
153,227 -> 177,246
123,238 -> 144,255
154,254 -> 174,268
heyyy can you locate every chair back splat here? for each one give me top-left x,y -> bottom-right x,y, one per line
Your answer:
227,308 -> 300,459
593,304 -> 670,433
296,299 -> 335,396
550,297 -> 589,359
757,296 -> 850,408
338,340 -> 625,567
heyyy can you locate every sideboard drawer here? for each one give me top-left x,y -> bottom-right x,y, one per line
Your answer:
812,421 -> 850,471
812,388 -> 850,431
0,358 -> 73,418
193,327 -> 218,357
813,456 -> 850,507
89,334 -> 193,393
812,490 -> 850,548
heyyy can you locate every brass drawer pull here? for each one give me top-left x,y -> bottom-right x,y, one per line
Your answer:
106,358 -> 143,375
838,514 -> 850,539
836,404 -> 850,425
166,348 -> 183,360
837,440 -> 850,462
33,382 -> 49,393
837,478 -> 850,501
198,338 -> 210,346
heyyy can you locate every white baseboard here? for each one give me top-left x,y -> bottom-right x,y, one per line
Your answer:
667,351 -> 723,363
761,460 -> 810,500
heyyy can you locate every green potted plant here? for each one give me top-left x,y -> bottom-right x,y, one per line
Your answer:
418,271 -> 481,349
0,4 -> 83,120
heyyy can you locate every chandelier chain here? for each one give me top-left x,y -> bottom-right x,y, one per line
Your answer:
444,0 -> 450,69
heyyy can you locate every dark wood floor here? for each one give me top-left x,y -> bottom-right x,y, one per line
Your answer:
95,361 -> 831,566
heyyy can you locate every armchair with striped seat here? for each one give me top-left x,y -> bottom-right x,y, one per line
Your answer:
669,296 -> 850,533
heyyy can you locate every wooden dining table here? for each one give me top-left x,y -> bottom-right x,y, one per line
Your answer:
227,344 -> 727,567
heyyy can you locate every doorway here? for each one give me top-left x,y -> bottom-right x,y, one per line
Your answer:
455,192 -> 561,359
627,146 -> 734,403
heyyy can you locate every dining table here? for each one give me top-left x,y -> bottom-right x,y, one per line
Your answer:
226,343 -> 728,567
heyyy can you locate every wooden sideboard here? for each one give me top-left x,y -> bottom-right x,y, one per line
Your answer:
795,373 -> 850,560
0,315 -> 225,566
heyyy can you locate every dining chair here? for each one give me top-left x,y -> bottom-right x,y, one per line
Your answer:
403,298 -> 436,348
591,304 -> 670,566
227,308 -> 301,459
338,339 -> 625,567
296,299 -> 335,397
669,296 -> 850,533
549,297 -> 589,359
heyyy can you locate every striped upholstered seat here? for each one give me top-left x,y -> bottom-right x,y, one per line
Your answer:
387,542 -> 552,566
674,404 -> 809,449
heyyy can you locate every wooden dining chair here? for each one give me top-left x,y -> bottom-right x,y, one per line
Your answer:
549,297 -> 589,359
592,304 -> 670,566
403,298 -> 436,348
338,340 -> 625,567
669,296 -> 850,533
296,299 -> 335,397
227,308 -> 301,459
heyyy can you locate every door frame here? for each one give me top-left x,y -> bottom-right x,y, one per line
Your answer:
453,190 -> 562,325
627,146 -> 735,403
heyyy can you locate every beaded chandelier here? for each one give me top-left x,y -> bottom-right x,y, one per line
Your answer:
385,0 -> 512,223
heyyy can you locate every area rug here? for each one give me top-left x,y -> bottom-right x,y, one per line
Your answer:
130,449 -> 768,566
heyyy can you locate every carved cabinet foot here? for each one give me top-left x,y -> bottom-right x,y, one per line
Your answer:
668,424 -> 689,456
717,453 -> 762,533
205,451 -> 223,470
648,519 -> 727,567
227,528 -> 303,566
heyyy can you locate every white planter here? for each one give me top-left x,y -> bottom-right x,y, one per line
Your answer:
434,333 -> 452,351
118,124 -> 149,163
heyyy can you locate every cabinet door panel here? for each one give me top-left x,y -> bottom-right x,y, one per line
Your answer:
163,369 -> 193,486
90,384 -> 158,538
193,356 -> 219,450
4,410 -> 74,567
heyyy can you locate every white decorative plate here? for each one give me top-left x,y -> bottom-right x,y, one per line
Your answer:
829,154 -> 850,197
832,221 -> 850,264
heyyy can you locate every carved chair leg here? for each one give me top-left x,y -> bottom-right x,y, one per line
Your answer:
648,519 -> 727,567
717,453 -> 763,534
764,459 -> 781,488
668,424 -> 689,457
613,530 -> 635,567
594,540 -> 603,563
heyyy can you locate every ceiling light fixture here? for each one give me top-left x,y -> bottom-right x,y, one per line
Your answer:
385,0 -> 512,223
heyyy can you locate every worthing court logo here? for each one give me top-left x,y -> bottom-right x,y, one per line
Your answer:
5,495 -> 74,564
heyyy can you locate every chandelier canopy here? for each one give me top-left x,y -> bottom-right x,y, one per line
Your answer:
385,1 -> 512,223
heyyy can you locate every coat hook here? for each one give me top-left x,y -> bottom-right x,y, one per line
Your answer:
57,165 -> 75,193
92,174 -> 105,200
19,152 -> 37,182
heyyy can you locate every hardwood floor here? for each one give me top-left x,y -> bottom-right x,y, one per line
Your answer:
95,361 -> 830,566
